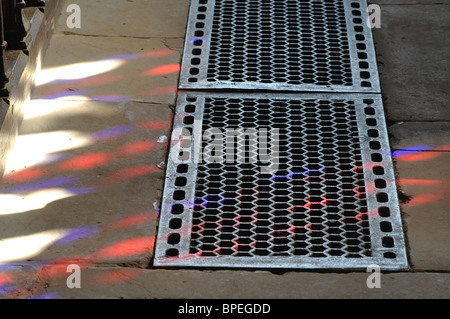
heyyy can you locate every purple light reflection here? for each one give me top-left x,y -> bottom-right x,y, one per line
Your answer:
3,176 -> 80,194
91,125 -> 134,141
50,226 -> 100,248
392,145 -> 433,158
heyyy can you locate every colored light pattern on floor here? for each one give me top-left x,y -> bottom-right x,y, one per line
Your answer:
33,49 -> 180,102
0,51 -> 175,296
0,46 -> 448,298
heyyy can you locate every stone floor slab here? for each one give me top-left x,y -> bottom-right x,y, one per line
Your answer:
57,0 -> 190,38
376,1 -> 449,4
373,5 -> 450,121
395,152 -> 450,271
389,122 -> 450,151
32,34 -> 183,105
0,100 -> 172,267
3,267 -> 449,299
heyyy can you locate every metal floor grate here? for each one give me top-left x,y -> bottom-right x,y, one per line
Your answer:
154,92 -> 408,270
180,0 -> 380,93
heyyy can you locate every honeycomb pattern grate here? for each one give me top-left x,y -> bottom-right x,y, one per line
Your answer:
191,97 -> 370,259
154,93 -> 408,270
180,0 -> 380,93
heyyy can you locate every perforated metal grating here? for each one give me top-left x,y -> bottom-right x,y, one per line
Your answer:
180,0 -> 380,93
154,93 -> 408,270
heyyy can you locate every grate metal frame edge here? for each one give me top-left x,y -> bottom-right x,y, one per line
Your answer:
343,0 -> 381,93
179,0 -> 381,93
154,92 -> 408,271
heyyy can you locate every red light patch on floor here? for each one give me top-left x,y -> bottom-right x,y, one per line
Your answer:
144,64 -> 180,76
60,153 -> 114,171
91,236 -> 155,260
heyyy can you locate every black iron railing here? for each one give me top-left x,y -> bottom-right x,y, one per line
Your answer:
0,0 -> 45,90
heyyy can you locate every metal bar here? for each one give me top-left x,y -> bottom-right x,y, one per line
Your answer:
24,0 -> 45,7
2,0 -> 30,50
0,0 -> 9,88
